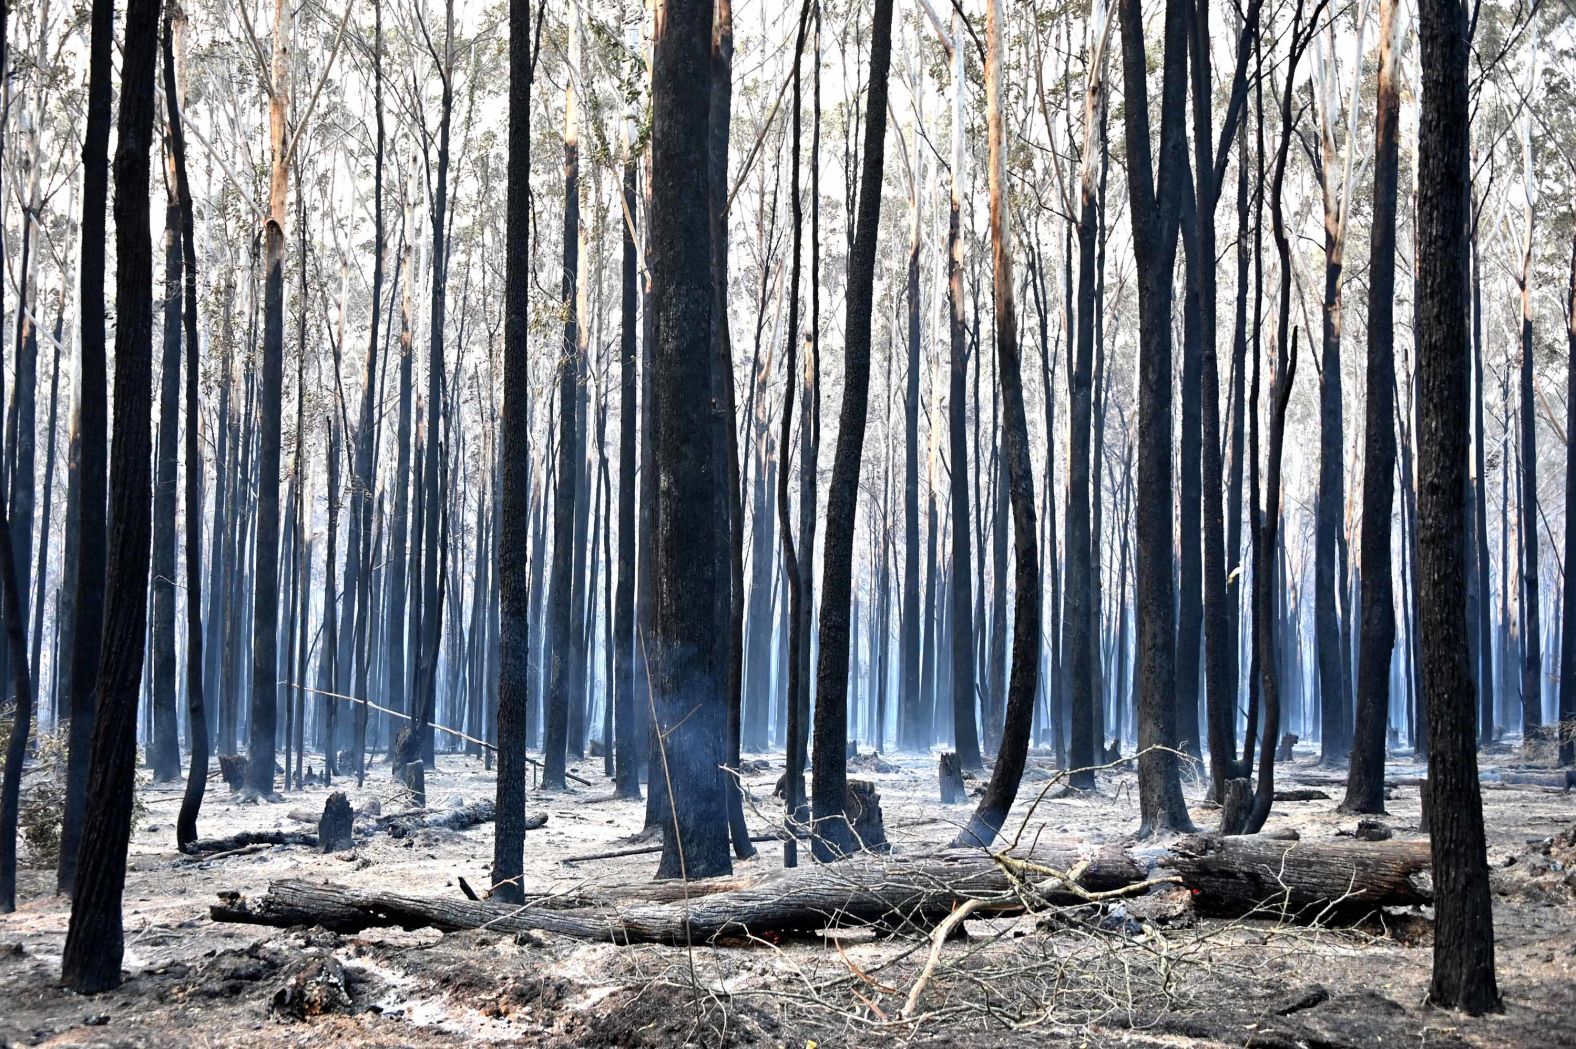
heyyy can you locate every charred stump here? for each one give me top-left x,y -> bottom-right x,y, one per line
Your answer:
318,792 -> 355,853
939,753 -> 966,804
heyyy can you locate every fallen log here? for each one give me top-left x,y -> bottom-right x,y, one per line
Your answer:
211,834 -> 1433,944
183,830 -> 321,854
183,798 -> 545,855
1273,788 -> 1331,802
562,833 -> 780,866
379,799 -> 547,838
1489,770 -> 1575,790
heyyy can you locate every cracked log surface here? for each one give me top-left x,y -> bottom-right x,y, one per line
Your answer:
210,834 -> 1433,944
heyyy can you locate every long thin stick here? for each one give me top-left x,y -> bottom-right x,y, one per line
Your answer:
290,683 -> 595,787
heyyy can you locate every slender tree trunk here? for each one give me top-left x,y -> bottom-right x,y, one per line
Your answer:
1244,4 -> 1314,834
1066,15 -> 1107,788
1516,160 -> 1541,737
900,132 -> 923,754
1116,0 -> 1193,835
708,0 -> 755,861
811,0 -> 896,861
246,0 -> 291,799
167,6 -> 206,850
58,0 -> 114,896
149,109 -> 183,784
497,0 -> 536,868
28,305 -> 62,728
777,0 -> 812,867
613,76 -> 641,800
1560,174 -> 1576,768
1415,0 -> 1499,1010
542,8 -> 582,791
956,0 -> 1040,847
945,11 -> 980,773
1344,0 -> 1400,813
59,0 -> 159,982
396,0 -> 455,799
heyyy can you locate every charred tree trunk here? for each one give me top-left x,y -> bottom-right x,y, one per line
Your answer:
1560,175 -> 1576,768
246,0 -> 291,799
166,6 -> 207,852
1116,0 -> 1194,836
397,0 -> 455,800
613,77 -> 641,800
708,0 -> 755,861
650,0 -> 731,881
1066,19 -> 1107,789
955,0 -> 1039,848
58,0 -> 114,896
812,0 -> 895,861
495,0 -> 536,888
149,102 -> 183,784
542,11 -> 581,792
777,0 -> 813,867
945,11 -> 979,774
1344,0 -> 1400,814
1415,0 -> 1499,1011
1243,3 -> 1315,835
59,0 -> 159,985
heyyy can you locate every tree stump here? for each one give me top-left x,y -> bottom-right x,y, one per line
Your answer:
271,952 -> 353,1020
218,754 -> 248,791
1220,777 -> 1253,835
1276,733 -> 1299,762
318,792 -> 355,853
939,752 -> 966,804
1354,818 -> 1392,842
846,780 -> 889,853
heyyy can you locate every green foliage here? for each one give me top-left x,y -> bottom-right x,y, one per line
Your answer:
16,727 -> 147,868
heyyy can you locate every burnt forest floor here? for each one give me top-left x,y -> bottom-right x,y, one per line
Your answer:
1,739 -> 1573,1048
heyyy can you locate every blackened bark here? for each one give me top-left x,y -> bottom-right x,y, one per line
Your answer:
166,7 -> 208,850
59,0 -> 159,984
346,0 -> 385,785
1116,0 -> 1194,835
397,0 -> 455,798
0,373 -> 37,913
1243,3 -> 1315,834
497,0 -> 536,873
954,0 -> 1039,848
1516,200 -> 1541,737
543,15 -> 581,791
900,170 -> 922,755
811,0 -> 895,861
1176,206 -> 1203,759
246,0 -> 290,799
614,141 -> 640,799
777,0 -> 812,867
650,0 -> 731,881
1344,0 -> 1400,814
0,80 -> 36,905
709,0 -> 755,861
58,0 -> 114,896
1561,175 -> 1576,768
945,12 -> 979,774
1416,0 -> 1499,1011
1066,113 -> 1100,789
150,109 -> 183,784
